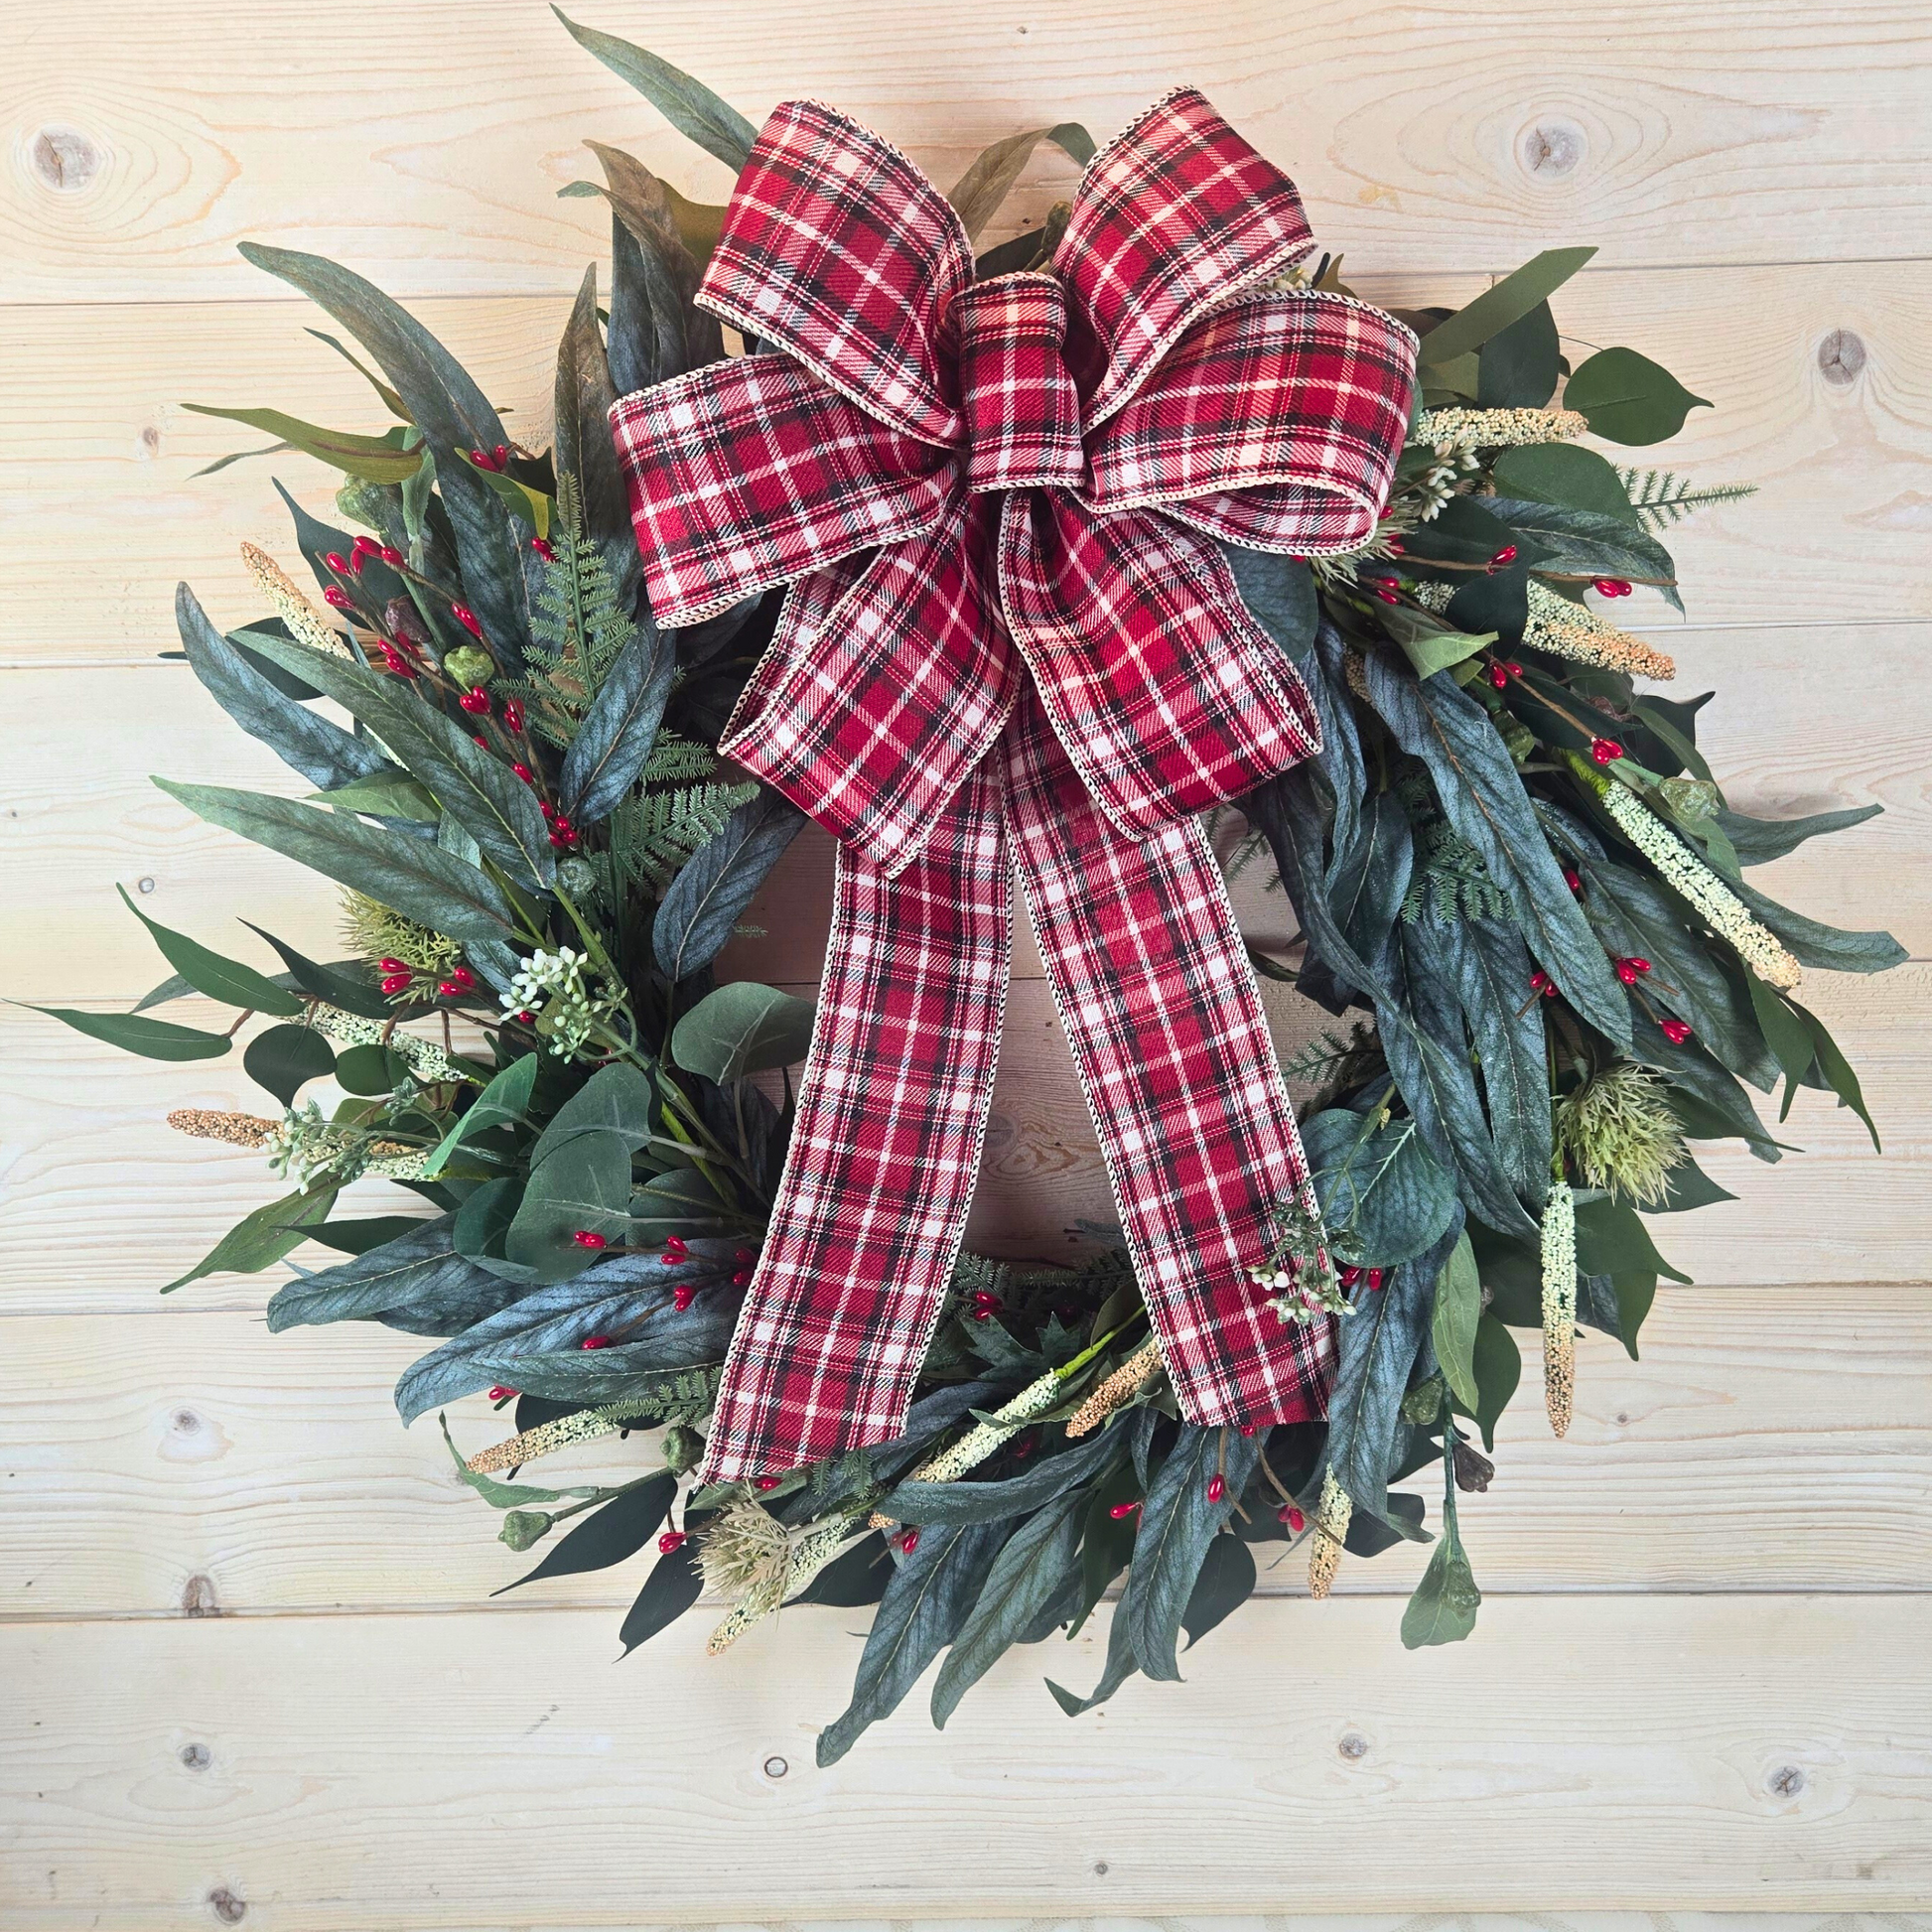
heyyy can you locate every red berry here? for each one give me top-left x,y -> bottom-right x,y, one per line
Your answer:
324,586 -> 354,611
580,1333 -> 611,1350
459,686 -> 491,715
1385,537 -> 1405,556
1628,956 -> 1651,975
470,447 -> 499,472
486,1385 -> 516,1402
899,1529 -> 920,1554
1365,1268 -> 1385,1292
510,762 -> 533,783
377,957 -> 409,974
658,1530 -> 687,1555
494,444 -> 509,469
755,1475 -> 781,1491
1530,969 -> 1557,997
572,1231 -> 608,1251
1280,1504 -> 1307,1533
1591,737 -> 1624,765
672,1285 -> 697,1311
324,551 -> 350,574
1661,1017 -> 1694,1045
514,1009 -> 536,1024
1562,866 -> 1584,894
1012,1433 -> 1035,1459
436,980 -> 460,999
530,536 -> 555,563
502,699 -> 525,733
380,972 -> 412,995
1238,1423 -> 1258,1437
1337,1265 -> 1362,1288
664,1236 -> 687,1258
1615,958 -> 1640,986
1372,584 -> 1400,605
473,734 -> 488,749
379,545 -> 405,568
1109,1500 -> 1143,1521
351,534 -> 380,559
732,1269 -> 753,1288
1593,578 -> 1632,598
1507,660 -> 1524,676
450,966 -> 476,990
451,602 -> 483,638
1207,1473 -> 1226,1503
1489,544 -> 1518,570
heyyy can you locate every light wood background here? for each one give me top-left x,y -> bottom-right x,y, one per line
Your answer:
3,2 -> 1929,1923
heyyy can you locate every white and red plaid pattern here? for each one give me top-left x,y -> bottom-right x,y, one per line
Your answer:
611,86 -> 1416,1481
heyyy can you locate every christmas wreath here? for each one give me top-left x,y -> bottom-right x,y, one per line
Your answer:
45,16 -> 1903,1761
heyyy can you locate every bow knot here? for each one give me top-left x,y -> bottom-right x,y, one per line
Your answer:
951,274 -> 1086,492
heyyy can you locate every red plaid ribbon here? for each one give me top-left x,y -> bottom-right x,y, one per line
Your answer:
613,88 -> 1419,1482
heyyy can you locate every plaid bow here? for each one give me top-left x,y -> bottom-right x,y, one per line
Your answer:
613,88 -> 1419,1482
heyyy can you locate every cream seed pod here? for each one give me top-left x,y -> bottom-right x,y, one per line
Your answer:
1408,580 -> 1677,682
1541,1178 -> 1579,1438
167,1108 -> 276,1149
304,1006 -> 462,1083
871,1362 -> 1077,1528
1307,1468 -> 1353,1599
1417,405 -> 1588,450
239,542 -> 348,655
1063,1337 -> 1165,1439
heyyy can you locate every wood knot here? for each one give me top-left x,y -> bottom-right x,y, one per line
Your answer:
1338,1729 -> 1370,1759
181,1574 -> 221,1617
1767,1763 -> 1806,1798
1518,119 -> 1585,181
180,1742 -> 212,1770
207,1887 -> 247,1925
1817,329 -> 1866,386
32,128 -> 101,191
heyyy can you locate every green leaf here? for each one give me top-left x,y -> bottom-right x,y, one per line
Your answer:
266,1215 -> 518,1332
1444,917 -> 1553,1210
506,1063 -> 656,1279
1417,248 -> 1596,366
1564,346 -> 1712,445
1180,1533 -> 1256,1649
669,981 -> 817,1085
1047,1596 -> 1141,1717
1400,1508 -> 1481,1647
1301,1109 -> 1459,1270
1745,968 -> 1818,1118
165,1185 -> 338,1293
1400,493 -> 1529,571
243,1024 -> 336,1104
1727,874 -> 1907,977
439,1414 -> 601,1510
1715,801 -> 1881,868
154,779 -> 520,945
176,583 -> 388,792
1485,497 -> 1682,612
1476,299 -> 1560,408
115,884 -> 304,1015
1491,443 -> 1640,524
654,793 -> 804,980
1431,1231 -> 1482,1411
1464,1310 -> 1521,1450
619,1537 -> 706,1654
421,1052 -> 537,1179
309,1215 -> 426,1256
559,626 -> 675,826
241,926 -> 393,1019
181,405 -> 424,483
494,1472 -> 676,1593
335,1042 -> 399,1096
236,629 -> 555,894
554,261 -> 641,611
26,1004 -> 232,1062
817,1520 -> 1012,1765
551,7 -> 758,170
1575,1196 -> 1693,1287
1219,547 -> 1317,668
1790,998 -> 1881,1152
1389,612 -> 1495,680
313,772 -> 439,820
930,1489 -> 1084,1726
1121,1423 -> 1260,1682
946,124 -> 1090,240
886,1429 -> 1120,1528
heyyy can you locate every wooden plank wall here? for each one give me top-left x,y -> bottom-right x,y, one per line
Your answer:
2,2 -> 1929,1922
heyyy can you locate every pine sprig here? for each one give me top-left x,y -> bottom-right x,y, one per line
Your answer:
1618,466 -> 1758,530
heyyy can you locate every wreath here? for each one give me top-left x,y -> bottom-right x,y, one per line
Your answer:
48,15 -> 1902,1763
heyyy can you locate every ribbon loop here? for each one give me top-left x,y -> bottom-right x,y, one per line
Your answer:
952,274 -> 1086,493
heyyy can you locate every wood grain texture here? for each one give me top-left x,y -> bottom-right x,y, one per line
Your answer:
5,1280 -> 1928,1622
3,1595 -> 1928,1923
5,264 -> 1930,664
3,965 -> 1923,1314
5,0 -> 1930,305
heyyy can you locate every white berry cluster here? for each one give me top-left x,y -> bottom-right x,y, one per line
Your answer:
500,945 -> 623,1058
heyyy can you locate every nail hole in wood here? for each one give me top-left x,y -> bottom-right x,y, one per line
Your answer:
762,1754 -> 787,1778
138,877 -> 157,895
1768,1763 -> 1806,1797
141,425 -> 161,454
1339,1730 -> 1369,1759
182,1574 -> 221,1617
180,1742 -> 211,1770
32,128 -> 100,191
1092,1862 -> 1109,1876
207,1887 -> 246,1925
1817,330 -> 1866,386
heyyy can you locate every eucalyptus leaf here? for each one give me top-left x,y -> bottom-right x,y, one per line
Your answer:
165,1185 -> 339,1294
506,1062 -> 656,1278
243,1024 -> 336,1104
422,1053 -> 538,1179
1400,1506 -> 1481,1647
1417,248 -> 1595,366
495,1472 -> 676,1593
26,1003 -> 233,1062
669,981 -> 816,1084
1564,347 -> 1712,445
1491,443 -> 1639,524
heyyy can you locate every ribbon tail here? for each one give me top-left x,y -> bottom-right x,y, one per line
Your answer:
695,760 -> 1013,1485
1003,690 -> 1335,1427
